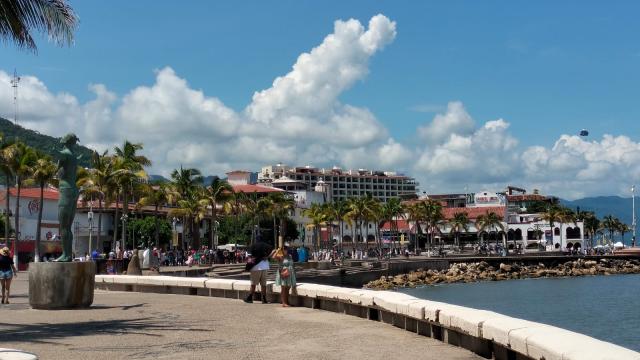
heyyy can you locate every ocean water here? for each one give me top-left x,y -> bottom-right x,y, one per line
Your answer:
397,274 -> 640,351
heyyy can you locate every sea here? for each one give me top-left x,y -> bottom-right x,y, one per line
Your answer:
397,274 -> 640,352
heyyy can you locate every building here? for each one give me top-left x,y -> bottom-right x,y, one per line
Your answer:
259,164 -> 418,202
227,170 -> 284,196
399,186 -> 586,251
0,187 -> 65,269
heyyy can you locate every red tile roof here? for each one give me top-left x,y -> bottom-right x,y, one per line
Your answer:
442,206 -> 505,220
232,184 -> 284,193
0,187 -> 59,201
380,219 -> 412,231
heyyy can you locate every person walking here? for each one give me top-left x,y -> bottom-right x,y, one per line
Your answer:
273,243 -> 296,307
0,247 -> 18,304
244,242 -> 272,304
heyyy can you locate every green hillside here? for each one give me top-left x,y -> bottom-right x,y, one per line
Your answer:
0,117 -> 94,167
560,196 -> 633,225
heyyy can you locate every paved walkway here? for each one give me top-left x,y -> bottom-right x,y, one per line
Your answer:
0,277 -> 480,360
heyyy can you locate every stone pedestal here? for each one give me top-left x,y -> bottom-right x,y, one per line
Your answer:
29,262 -> 96,310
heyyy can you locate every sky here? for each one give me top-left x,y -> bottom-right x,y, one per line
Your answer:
1,1 -> 640,199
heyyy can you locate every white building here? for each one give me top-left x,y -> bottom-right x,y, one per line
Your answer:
259,163 -> 418,202
402,188 -> 586,251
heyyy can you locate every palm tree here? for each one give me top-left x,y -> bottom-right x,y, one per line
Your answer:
170,167 -> 206,248
0,0 -> 78,51
618,222 -> 631,244
267,192 -> 295,248
171,166 -> 203,197
541,205 -> 561,247
418,199 -> 444,250
405,203 -> 423,252
202,178 -> 232,248
85,151 -> 117,250
303,202 -> 327,250
581,211 -> 600,248
113,141 -> 151,248
557,207 -> 576,248
475,211 -> 505,247
241,194 -> 270,245
368,200 -> 385,253
29,155 -> 56,262
6,142 -> 36,261
0,133 -> 14,248
168,187 -> 207,248
383,198 -> 405,252
139,182 -> 178,247
346,196 -> 373,253
328,200 -> 349,250
449,212 -> 470,250
601,215 -> 618,244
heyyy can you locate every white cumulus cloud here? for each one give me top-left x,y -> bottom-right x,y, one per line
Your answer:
1,14 -> 639,199
0,14 -> 402,179
417,101 -> 475,144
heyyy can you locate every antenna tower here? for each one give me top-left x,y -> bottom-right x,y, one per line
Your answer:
10,69 -> 20,129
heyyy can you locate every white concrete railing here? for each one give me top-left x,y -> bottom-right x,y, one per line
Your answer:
95,275 -> 639,360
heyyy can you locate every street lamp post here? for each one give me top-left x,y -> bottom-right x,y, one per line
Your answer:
88,206 -> 94,257
120,214 -> 128,250
171,217 -> 177,250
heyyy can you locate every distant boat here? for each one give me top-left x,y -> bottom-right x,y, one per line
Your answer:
579,129 -> 589,136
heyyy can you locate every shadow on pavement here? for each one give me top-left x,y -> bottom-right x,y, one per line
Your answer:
0,317 -> 213,345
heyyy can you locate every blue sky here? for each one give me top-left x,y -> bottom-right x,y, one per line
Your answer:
1,1 -> 639,198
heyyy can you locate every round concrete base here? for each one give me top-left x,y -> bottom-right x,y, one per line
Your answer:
28,262 -> 96,310
0,348 -> 38,360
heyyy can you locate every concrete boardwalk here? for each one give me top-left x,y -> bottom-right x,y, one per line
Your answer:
0,277 -> 480,360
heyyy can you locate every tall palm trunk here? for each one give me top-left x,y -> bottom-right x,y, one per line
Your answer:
209,202 -> 215,248
339,219 -> 344,252
192,218 -> 200,248
154,203 -> 160,248
113,194 -> 119,250
4,174 -> 10,249
350,221 -> 355,254
14,177 -> 21,265
121,188 -> 128,247
34,181 -> 45,262
328,221 -> 333,250
279,217 -> 286,248
97,198 -> 102,251
272,216 -> 277,248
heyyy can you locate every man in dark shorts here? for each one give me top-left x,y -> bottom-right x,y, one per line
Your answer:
244,242 -> 272,304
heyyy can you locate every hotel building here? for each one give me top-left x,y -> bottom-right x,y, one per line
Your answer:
258,163 -> 418,202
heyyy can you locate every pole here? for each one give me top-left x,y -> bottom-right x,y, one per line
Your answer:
632,185 -> 636,247
88,207 -> 94,257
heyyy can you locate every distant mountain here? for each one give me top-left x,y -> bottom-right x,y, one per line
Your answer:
148,175 -> 226,187
201,175 -> 219,187
560,196 -> 634,224
148,174 -> 169,183
0,117 -> 94,167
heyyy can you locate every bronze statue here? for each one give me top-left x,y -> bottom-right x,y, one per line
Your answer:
55,134 -> 81,262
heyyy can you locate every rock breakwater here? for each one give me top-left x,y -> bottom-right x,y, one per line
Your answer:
365,258 -> 640,290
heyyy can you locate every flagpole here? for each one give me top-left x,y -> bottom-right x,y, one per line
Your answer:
632,185 -> 636,247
